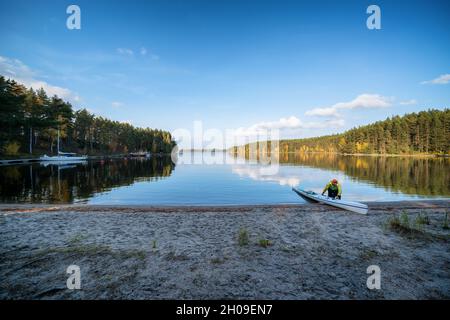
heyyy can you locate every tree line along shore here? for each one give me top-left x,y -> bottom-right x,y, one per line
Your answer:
0,76 -> 176,158
2,75 -> 448,159
232,109 -> 450,157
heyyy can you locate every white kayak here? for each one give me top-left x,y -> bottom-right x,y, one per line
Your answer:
292,188 -> 368,215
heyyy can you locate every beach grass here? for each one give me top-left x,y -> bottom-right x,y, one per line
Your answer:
415,211 -> 430,226
258,239 -> 272,248
238,228 -> 249,246
387,211 -> 422,236
443,211 -> 449,230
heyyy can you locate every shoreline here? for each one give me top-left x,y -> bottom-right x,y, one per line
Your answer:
0,199 -> 449,212
229,150 -> 449,158
0,197 -> 450,212
0,199 -> 450,218
1,200 -> 449,299
2,151 -> 449,162
0,153 -> 173,165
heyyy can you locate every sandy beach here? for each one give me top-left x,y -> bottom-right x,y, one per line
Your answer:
1,201 -> 449,300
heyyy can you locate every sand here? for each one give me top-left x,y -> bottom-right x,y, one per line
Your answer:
0,201 -> 449,299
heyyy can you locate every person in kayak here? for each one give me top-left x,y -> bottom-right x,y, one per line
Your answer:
322,179 -> 342,199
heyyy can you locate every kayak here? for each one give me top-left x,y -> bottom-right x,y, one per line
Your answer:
292,187 -> 368,215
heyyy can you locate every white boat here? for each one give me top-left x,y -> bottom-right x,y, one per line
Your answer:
292,187 -> 368,215
39,152 -> 88,162
39,130 -> 88,162
40,159 -> 87,167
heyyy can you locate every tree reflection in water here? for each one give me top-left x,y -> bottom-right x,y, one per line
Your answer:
0,157 -> 175,203
237,152 -> 450,197
0,153 -> 449,203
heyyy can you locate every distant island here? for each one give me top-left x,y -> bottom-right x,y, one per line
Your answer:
232,109 -> 450,156
0,76 -> 176,157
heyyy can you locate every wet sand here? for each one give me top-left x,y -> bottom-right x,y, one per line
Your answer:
1,201 -> 449,299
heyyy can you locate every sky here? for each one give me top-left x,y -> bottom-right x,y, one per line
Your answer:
0,0 -> 449,149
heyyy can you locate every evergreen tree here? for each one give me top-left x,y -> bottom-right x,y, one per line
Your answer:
236,109 -> 450,156
0,75 -> 176,156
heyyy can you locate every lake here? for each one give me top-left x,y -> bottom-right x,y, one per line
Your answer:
0,151 -> 449,205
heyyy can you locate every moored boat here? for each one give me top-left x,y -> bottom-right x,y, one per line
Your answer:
39,152 -> 88,162
39,130 -> 88,162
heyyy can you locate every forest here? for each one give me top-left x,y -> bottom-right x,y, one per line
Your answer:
233,109 -> 450,156
0,76 -> 176,157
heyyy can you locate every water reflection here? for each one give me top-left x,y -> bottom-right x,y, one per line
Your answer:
236,152 -> 450,197
0,152 -> 448,205
232,165 -> 301,187
39,160 -> 87,168
0,157 -> 175,203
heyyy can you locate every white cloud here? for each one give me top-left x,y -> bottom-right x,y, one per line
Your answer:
119,47 -> 159,60
0,55 -> 79,103
305,94 -> 392,117
399,99 -> 417,105
28,80 -> 73,98
255,116 -> 302,130
117,48 -> 134,56
111,101 -> 124,108
232,116 -> 345,137
305,106 -> 339,117
421,74 -> 450,85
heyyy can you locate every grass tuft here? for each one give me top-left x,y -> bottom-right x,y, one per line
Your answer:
385,210 -> 445,240
400,210 -> 409,227
387,211 -> 417,236
67,233 -> 88,246
359,249 -> 378,260
258,239 -> 272,248
415,211 -> 430,226
443,211 -> 449,230
414,211 -> 430,231
238,228 -> 249,246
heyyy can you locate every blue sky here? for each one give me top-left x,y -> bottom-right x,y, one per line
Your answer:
0,0 -> 449,148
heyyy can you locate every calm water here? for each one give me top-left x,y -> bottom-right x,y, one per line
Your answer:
0,152 -> 449,205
